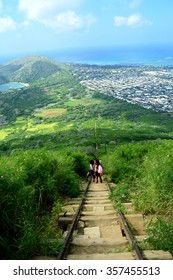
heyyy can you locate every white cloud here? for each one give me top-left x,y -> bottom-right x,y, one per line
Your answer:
114,14 -> 152,27
114,16 -> 127,27
18,0 -> 83,19
48,11 -> 95,31
127,14 -> 142,25
18,0 -> 94,31
129,0 -> 142,9
0,16 -> 17,33
55,11 -> 84,29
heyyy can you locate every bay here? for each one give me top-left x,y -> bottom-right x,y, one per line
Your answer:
0,82 -> 28,91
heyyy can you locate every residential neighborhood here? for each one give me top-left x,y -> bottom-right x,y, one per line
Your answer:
71,64 -> 173,113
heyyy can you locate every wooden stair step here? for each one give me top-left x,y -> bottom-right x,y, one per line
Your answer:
100,224 -> 123,238
85,199 -> 111,204
80,215 -> 118,222
81,210 -> 116,216
67,252 -> 136,260
83,204 -> 114,211
87,194 -> 109,198
143,250 -> 173,260
71,236 -> 128,247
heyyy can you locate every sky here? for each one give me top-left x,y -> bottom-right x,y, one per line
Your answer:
0,0 -> 173,57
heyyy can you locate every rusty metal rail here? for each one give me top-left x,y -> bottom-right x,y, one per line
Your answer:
106,179 -> 144,260
57,179 -> 144,260
117,210 -> 144,260
57,179 -> 91,260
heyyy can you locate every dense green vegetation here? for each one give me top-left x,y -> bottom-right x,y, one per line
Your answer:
0,149 -> 88,259
107,140 -> 173,255
0,73 -> 8,84
0,56 -> 173,259
0,56 -> 66,83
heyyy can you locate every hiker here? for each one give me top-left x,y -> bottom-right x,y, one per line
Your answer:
87,160 -> 95,181
95,159 -> 103,183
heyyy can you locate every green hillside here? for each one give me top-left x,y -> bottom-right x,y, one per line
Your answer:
0,73 -> 9,84
0,56 -> 173,259
0,56 -> 67,83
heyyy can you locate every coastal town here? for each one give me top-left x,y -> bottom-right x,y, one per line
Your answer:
71,64 -> 173,114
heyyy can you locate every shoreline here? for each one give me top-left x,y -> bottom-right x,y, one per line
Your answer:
0,82 -> 29,91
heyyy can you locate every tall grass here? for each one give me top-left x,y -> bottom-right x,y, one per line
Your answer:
0,149 -> 87,259
107,140 -> 173,255
134,140 -> 173,215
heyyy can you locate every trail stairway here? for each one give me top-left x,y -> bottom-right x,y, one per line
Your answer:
33,181 -> 173,260
67,183 -> 134,260
60,181 -> 172,260
65,182 -> 136,260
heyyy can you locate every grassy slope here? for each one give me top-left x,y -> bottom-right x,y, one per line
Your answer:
0,55 -> 68,83
0,61 -> 173,153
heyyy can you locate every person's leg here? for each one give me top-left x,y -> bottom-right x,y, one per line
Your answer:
93,173 -> 95,182
90,170 -> 94,182
95,172 -> 98,183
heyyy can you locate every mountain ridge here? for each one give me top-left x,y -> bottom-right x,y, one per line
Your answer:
0,55 -> 67,84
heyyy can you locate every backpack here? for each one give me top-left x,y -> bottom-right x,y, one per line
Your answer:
98,164 -> 103,175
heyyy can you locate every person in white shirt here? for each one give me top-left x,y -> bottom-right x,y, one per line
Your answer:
95,159 -> 103,183
87,160 -> 95,181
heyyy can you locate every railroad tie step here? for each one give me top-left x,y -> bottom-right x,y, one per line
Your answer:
89,188 -> 108,192
87,189 -> 109,193
80,214 -> 118,220
83,204 -> 114,211
143,250 -> 173,260
100,224 -> 123,238
58,216 -> 74,226
85,199 -> 111,204
59,212 -> 75,217
81,210 -> 116,216
134,235 -> 149,242
122,203 -> 133,209
80,215 -> 118,227
87,195 -> 109,199
66,252 -> 136,260
88,188 -> 109,192
71,236 -> 128,247
61,205 -> 79,211
122,203 -> 135,213
125,214 -> 146,235
70,236 -> 129,254
84,226 -> 101,238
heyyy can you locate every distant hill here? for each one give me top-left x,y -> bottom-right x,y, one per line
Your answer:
0,56 -> 66,83
0,73 -> 9,85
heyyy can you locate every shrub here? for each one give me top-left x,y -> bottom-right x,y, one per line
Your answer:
68,152 -> 89,177
0,148 -> 83,259
108,140 -> 173,217
109,142 -> 152,184
134,140 -> 173,214
147,219 -> 173,256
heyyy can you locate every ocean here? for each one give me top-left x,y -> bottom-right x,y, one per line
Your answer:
48,44 -> 173,67
0,44 -> 173,67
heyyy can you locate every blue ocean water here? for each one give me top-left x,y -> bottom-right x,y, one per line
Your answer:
48,44 -> 173,66
0,44 -> 173,66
